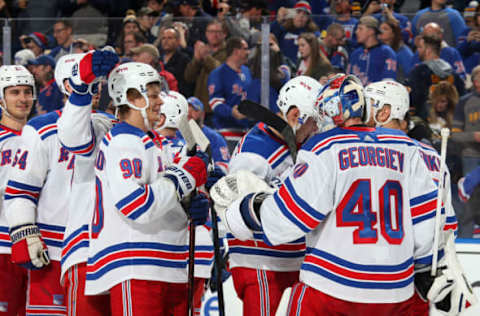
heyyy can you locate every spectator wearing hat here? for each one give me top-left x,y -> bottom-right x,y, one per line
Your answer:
412,0 -> 467,47
177,0 -> 213,52
347,15 -> 397,85
29,55 -> 63,114
137,7 -> 158,43
131,43 -> 179,91
271,0 -> 320,65
123,14 -> 141,35
187,96 -> 230,172
49,19 -> 74,62
207,36 -> 252,153
184,19 -> 228,118
20,32 -> 48,56
160,27 -> 193,96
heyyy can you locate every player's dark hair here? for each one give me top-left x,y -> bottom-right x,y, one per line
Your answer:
421,34 -> 441,55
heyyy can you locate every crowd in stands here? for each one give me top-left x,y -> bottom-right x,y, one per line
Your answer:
1,0 -> 480,237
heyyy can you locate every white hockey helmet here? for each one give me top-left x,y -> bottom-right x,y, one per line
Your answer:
55,53 -> 86,96
108,62 -> 162,129
365,79 -> 409,126
158,90 -> 188,129
14,49 -> 35,66
277,75 -> 323,131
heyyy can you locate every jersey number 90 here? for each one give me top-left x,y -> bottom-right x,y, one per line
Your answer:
336,179 -> 404,245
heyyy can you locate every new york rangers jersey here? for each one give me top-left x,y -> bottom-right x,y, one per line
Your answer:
85,122 -> 190,295
56,95 -> 116,281
4,111 -> 74,261
157,132 -> 215,279
228,123 -> 305,271
207,63 -> 252,139
252,127 -> 440,303
348,44 -> 397,85
0,124 -> 22,254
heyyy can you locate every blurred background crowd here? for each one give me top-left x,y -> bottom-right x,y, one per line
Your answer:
1,0 -> 480,238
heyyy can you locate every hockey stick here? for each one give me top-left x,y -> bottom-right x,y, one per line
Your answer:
238,100 -> 298,163
431,128 -> 450,276
177,116 -> 209,316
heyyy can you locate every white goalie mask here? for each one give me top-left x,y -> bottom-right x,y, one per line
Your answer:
0,65 -> 36,120
364,80 -> 409,126
108,62 -> 162,129
277,75 -> 323,132
157,90 -> 188,129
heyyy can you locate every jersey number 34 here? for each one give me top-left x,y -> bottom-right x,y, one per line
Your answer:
336,179 -> 404,245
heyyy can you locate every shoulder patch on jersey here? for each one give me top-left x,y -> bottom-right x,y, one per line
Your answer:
293,163 -> 308,178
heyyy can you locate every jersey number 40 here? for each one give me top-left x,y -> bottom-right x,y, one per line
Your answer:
336,179 -> 404,245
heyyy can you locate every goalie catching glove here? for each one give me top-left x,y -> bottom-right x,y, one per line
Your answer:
210,170 -> 275,240
10,224 -> 50,269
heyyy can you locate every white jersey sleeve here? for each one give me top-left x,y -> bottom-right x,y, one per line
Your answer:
4,125 -> 48,227
259,149 -> 334,245
102,132 -> 185,227
229,152 -> 272,181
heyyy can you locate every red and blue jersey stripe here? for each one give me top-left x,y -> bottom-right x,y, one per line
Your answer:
273,177 -> 326,233
38,223 -> 65,248
0,226 -> 11,248
86,242 -> 189,281
4,180 -> 41,204
193,245 -> 214,266
227,232 -> 305,258
60,126 -> 96,157
302,248 -> 414,289
115,185 -> 155,220
61,224 -> 89,265
410,189 -> 438,225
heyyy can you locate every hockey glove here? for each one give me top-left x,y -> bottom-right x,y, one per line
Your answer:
164,151 -> 208,199
10,224 -> 50,269
79,50 -> 119,83
209,248 -> 231,293
186,192 -> 210,226
205,166 -> 226,191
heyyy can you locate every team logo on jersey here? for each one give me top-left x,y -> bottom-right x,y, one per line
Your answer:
293,163 -> 308,178
53,294 -> 64,305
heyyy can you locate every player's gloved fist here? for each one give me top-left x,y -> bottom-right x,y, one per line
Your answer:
186,192 -> 210,226
10,224 -> 50,269
205,166 -> 226,191
457,177 -> 471,202
164,152 -> 208,199
78,50 -> 119,84
68,78 -> 99,98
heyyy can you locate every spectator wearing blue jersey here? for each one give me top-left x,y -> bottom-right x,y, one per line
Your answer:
271,1 -> 320,65
411,22 -> 467,80
412,0 -> 468,47
207,36 -> 252,153
348,16 -> 397,85
378,18 -> 413,82
327,0 -> 359,53
28,55 -> 63,114
363,0 -> 413,46
457,6 -> 480,74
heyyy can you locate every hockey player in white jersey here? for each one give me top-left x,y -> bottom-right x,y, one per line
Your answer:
86,62 -> 210,315
55,51 -> 118,315
226,75 -> 321,316
156,90 -> 215,315
212,74 -> 453,315
365,80 -> 476,316
0,65 -> 35,316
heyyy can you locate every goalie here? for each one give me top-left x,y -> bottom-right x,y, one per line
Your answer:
212,75 -> 477,315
